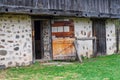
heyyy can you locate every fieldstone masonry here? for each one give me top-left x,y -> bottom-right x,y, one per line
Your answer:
42,21 -> 52,60
106,19 -> 116,55
74,18 -> 93,57
0,15 -> 117,68
0,15 -> 32,68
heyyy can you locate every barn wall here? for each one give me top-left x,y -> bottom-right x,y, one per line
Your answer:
0,15 -> 32,68
74,18 -> 93,57
106,19 -> 116,55
42,20 -> 52,60
0,14 -> 117,68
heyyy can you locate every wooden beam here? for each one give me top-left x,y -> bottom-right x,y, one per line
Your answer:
0,5 -> 120,18
76,37 -> 96,40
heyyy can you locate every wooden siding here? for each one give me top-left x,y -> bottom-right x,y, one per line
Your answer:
110,0 -> 120,14
0,0 -> 120,18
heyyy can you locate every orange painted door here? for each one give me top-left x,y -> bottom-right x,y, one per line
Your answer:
52,20 -> 76,60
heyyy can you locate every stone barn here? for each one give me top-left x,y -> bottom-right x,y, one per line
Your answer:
0,0 -> 120,68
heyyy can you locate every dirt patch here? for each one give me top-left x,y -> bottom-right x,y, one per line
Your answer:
41,62 -> 73,66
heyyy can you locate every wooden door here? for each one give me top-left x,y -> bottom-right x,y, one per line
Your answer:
93,19 -> 106,55
52,20 -> 75,60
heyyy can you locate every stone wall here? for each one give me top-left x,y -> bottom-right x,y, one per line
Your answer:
0,15 -> 117,68
74,18 -> 93,57
106,19 -> 116,55
0,15 -> 32,68
42,20 -> 52,60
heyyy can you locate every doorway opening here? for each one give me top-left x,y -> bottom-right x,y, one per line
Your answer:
33,20 -> 44,60
93,19 -> 106,55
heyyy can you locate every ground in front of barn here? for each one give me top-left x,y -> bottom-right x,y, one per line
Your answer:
0,54 -> 120,80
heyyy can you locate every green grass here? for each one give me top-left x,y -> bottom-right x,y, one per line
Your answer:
1,54 -> 120,80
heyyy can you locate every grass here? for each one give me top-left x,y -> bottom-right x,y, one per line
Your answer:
0,54 -> 120,80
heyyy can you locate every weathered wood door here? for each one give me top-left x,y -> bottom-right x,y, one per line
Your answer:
93,19 -> 106,55
52,20 -> 75,60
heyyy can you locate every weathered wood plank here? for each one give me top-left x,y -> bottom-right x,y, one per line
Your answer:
6,0 -> 15,6
0,0 -> 4,4
74,40 -> 82,63
75,37 -> 96,40
0,0 -> 120,18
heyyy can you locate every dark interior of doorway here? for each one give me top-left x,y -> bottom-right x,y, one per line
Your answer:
93,19 -> 106,55
34,20 -> 44,59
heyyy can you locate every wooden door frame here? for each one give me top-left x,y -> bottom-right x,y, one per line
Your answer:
32,18 -> 53,62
